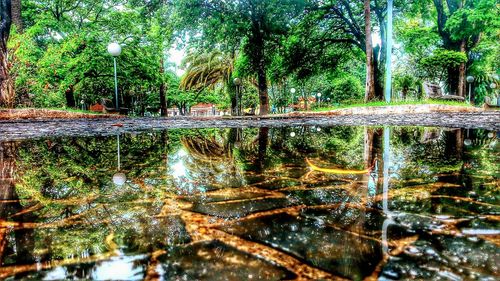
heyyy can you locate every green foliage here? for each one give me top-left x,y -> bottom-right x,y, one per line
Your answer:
4,0 -> 499,110
329,75 -> 364,103
419,49 -> 468,82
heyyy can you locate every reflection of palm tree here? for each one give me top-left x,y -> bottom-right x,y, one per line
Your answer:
180,131 -> 244,189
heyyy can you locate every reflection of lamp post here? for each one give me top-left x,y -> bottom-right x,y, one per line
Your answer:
234,78 -> 242,116
108,43 -> 122,110
464,129 -> 472,146
212,104 -> 216,116
466,76 -> 474,104
112,134 -> 126,186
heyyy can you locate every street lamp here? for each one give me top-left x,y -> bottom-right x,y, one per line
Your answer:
234,78 -> 242,116
466,75 -> 474,104
317,93 -> 322,107
108,43 -> 122,110
491,82 -> 499,106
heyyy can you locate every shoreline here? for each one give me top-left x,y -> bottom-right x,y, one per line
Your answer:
0,109 -> 498,141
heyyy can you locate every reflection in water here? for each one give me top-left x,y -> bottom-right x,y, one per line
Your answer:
112,134 -> 127,186
381,127 -> 394,255
0,127 -> 498,280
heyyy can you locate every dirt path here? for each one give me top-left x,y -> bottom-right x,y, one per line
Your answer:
0,111 -> 498,141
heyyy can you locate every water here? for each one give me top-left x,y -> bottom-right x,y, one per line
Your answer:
0,126 -> 498,280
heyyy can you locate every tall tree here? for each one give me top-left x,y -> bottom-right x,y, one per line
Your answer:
0,0 -> 13,107
286,1 -> 400,101
11,0 -> 21,32
364,0 -> 375,101
180,50 -> 235,113
174,0 -> 306,115
408,0 -> 499,96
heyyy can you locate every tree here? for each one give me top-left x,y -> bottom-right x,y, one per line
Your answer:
364,0 -> 375,101
180,50 -> 236,114
404,0 -> 499,96
0,0 -> 14,107
11,0 -> 21,32
174,0 -> 306,115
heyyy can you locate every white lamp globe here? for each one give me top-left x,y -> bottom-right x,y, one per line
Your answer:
290,88 -> 296,94
464,139 -> 472,146
107,43 -> 122,57
317,93 -> 322,97
290,131 -> 296,137
466,76 -> 474,83
112,172 -> 127,186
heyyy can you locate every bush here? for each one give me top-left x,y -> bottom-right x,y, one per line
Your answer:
330,76 -> 364,103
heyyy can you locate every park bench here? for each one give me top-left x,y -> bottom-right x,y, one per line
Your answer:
423,82 -> 465,101
483,97 -> 499,109
90,99 -> 128,115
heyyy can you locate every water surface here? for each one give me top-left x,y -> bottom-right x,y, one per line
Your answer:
0,126 -> 498,280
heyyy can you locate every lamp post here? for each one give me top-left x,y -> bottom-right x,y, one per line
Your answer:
108,43 -> 122,110
234,78 -> 242,116
290,88 -> 296,112
490,82 -> 499,106
317,93 -> 322,107
466,75 -> 474,104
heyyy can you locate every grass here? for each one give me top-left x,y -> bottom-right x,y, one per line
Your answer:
0,108 -> 118,120
312,99 -> 472,112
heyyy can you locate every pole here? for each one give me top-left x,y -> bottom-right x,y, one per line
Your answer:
468,83 -> 472,104
117,134 -> 121,171
384,0 -> 393,103
113,57 -> 119,110
235,86 -> 239,116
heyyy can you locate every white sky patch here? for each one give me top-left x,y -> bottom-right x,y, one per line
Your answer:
168,44 -> 186,77
372,31 -> 381,47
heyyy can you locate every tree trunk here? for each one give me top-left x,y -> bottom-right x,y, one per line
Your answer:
445,65 -> 461,95
0,0 -> 14,108
373,46 -> 385,100
256,127 -> 269,172
257,59 -> 268,115
159,59 -> 167,116
11,0 -> 21,33
457,39 -> 466,98
364,0 -> 376,102
251,27 -> 269,116
65,85 -> 76,108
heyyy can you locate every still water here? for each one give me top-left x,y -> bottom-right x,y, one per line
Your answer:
0,126 -> 498,280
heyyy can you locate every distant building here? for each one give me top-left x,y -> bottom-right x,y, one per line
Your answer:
191,103 -> 218,116
296,96 -> 317,110
167,107 -> 180,116
167,103 -> 219,116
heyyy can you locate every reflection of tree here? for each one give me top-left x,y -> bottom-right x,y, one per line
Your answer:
0,141 -> 36,266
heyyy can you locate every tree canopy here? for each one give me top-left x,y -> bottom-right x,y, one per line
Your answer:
0,0 -> 497,112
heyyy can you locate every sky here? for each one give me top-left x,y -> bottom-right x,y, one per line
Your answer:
167,43 -> 186,77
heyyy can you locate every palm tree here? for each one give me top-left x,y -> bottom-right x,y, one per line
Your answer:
180,50 -> 238,115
